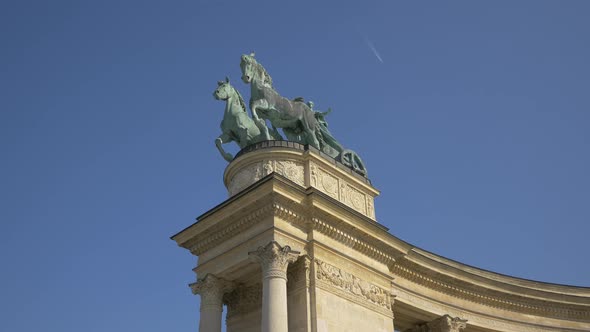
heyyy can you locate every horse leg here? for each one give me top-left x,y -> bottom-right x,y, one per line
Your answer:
251,100 -> 271,140
215,132 -> 234,162
270,125 -> 283,140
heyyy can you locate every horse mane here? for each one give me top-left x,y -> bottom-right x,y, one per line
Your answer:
230,84 -> 247,113
253,60 -> 273,87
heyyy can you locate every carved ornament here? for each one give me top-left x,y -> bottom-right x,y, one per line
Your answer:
249,241 -> 300,280
190,274 -> 235,311
315,259 -> 394,311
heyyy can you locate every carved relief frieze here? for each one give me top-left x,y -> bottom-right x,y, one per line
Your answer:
274,160 -> 305,187
314,259 -> 393,311
310,162 -> 376,218
228,159 -> 304,196
340,182 -> 367,215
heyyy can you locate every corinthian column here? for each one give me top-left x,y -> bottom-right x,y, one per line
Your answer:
249,241 -> 300,332
190,274 -> 234,332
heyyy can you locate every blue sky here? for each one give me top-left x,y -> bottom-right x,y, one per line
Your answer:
1,1 -> 589,331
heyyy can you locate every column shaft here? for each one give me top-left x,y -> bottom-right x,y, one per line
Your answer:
199,305 -> 222,332
249,241 -> 300,332
262,276 -> 289,332
190,274 -> 234,332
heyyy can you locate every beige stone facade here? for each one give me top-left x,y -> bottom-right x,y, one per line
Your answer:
172,141 -> 590,332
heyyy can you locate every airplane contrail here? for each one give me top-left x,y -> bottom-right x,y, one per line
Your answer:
364,38 -> 383,63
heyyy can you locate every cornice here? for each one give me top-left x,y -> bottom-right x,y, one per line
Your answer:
395,286 -> 589,332
310,216 -> 399,268
188,204 -> 274,255
185,191 -> 403,270
392,259 -> 590,321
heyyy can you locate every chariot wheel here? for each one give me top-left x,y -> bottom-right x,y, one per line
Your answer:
340,149 -> 368,177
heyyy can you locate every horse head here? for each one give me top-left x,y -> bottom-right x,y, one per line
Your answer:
213,77 -> 247,113
240,53 -> 273,86
240,53 -> 256,84
213,76 -> 231,100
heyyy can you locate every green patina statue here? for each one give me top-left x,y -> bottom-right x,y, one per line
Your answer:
211,54 -> 367,177
240,53 -> 321,149
213,77 -> 281,162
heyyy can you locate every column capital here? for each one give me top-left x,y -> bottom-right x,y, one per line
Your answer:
427,315 -> 467,332
190,274 -> 235,312
404,315 -> 467,332
249,241 -> 300,280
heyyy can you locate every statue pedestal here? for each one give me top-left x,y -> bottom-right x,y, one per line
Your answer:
224,141 -> 378,220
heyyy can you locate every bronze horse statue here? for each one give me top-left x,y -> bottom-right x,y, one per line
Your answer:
239,53 -> 367,176
213,77 -> 280,161
240,53 -> 321,149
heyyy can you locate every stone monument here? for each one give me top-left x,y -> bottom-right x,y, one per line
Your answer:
172,54 -> 590,332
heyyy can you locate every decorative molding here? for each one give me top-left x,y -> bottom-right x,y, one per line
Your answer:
314,259 -> 394,312
249,241 -> 300,280
393,261 -> 590,321
311,217 -> 399,268
188,204 -> 274,255
394,286 -> 588,332
189,201 -> 400,268
271,202 -> 308,229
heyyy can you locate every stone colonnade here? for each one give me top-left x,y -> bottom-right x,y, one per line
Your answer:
191,241 -> 299,332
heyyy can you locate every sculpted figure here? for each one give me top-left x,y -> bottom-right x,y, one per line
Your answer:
213,77 -> 281,162
240,53 -> 321,149
309,101 -> 368,177
237,53 -> 368,176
